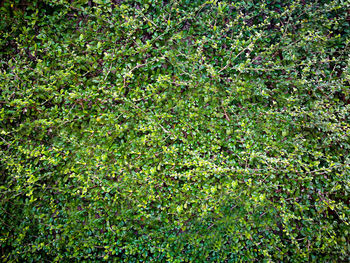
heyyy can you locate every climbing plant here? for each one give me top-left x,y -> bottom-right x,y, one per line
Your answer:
0,0 -> 349,262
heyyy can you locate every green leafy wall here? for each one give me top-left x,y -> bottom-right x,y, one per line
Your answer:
0,0 -> 349,262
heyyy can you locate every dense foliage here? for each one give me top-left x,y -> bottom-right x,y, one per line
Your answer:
1,0 -> 349,261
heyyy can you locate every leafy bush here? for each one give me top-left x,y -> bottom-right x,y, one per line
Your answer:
0,0 -> 349,262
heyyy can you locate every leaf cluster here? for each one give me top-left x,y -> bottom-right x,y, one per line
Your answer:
0,0 -> 349,262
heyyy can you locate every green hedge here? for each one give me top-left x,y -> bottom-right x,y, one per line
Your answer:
0,0 -> 349,262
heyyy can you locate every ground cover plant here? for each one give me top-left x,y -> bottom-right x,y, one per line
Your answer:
0,0 -> 349,262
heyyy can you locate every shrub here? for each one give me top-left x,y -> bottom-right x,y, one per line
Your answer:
1,0 -> 349,262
